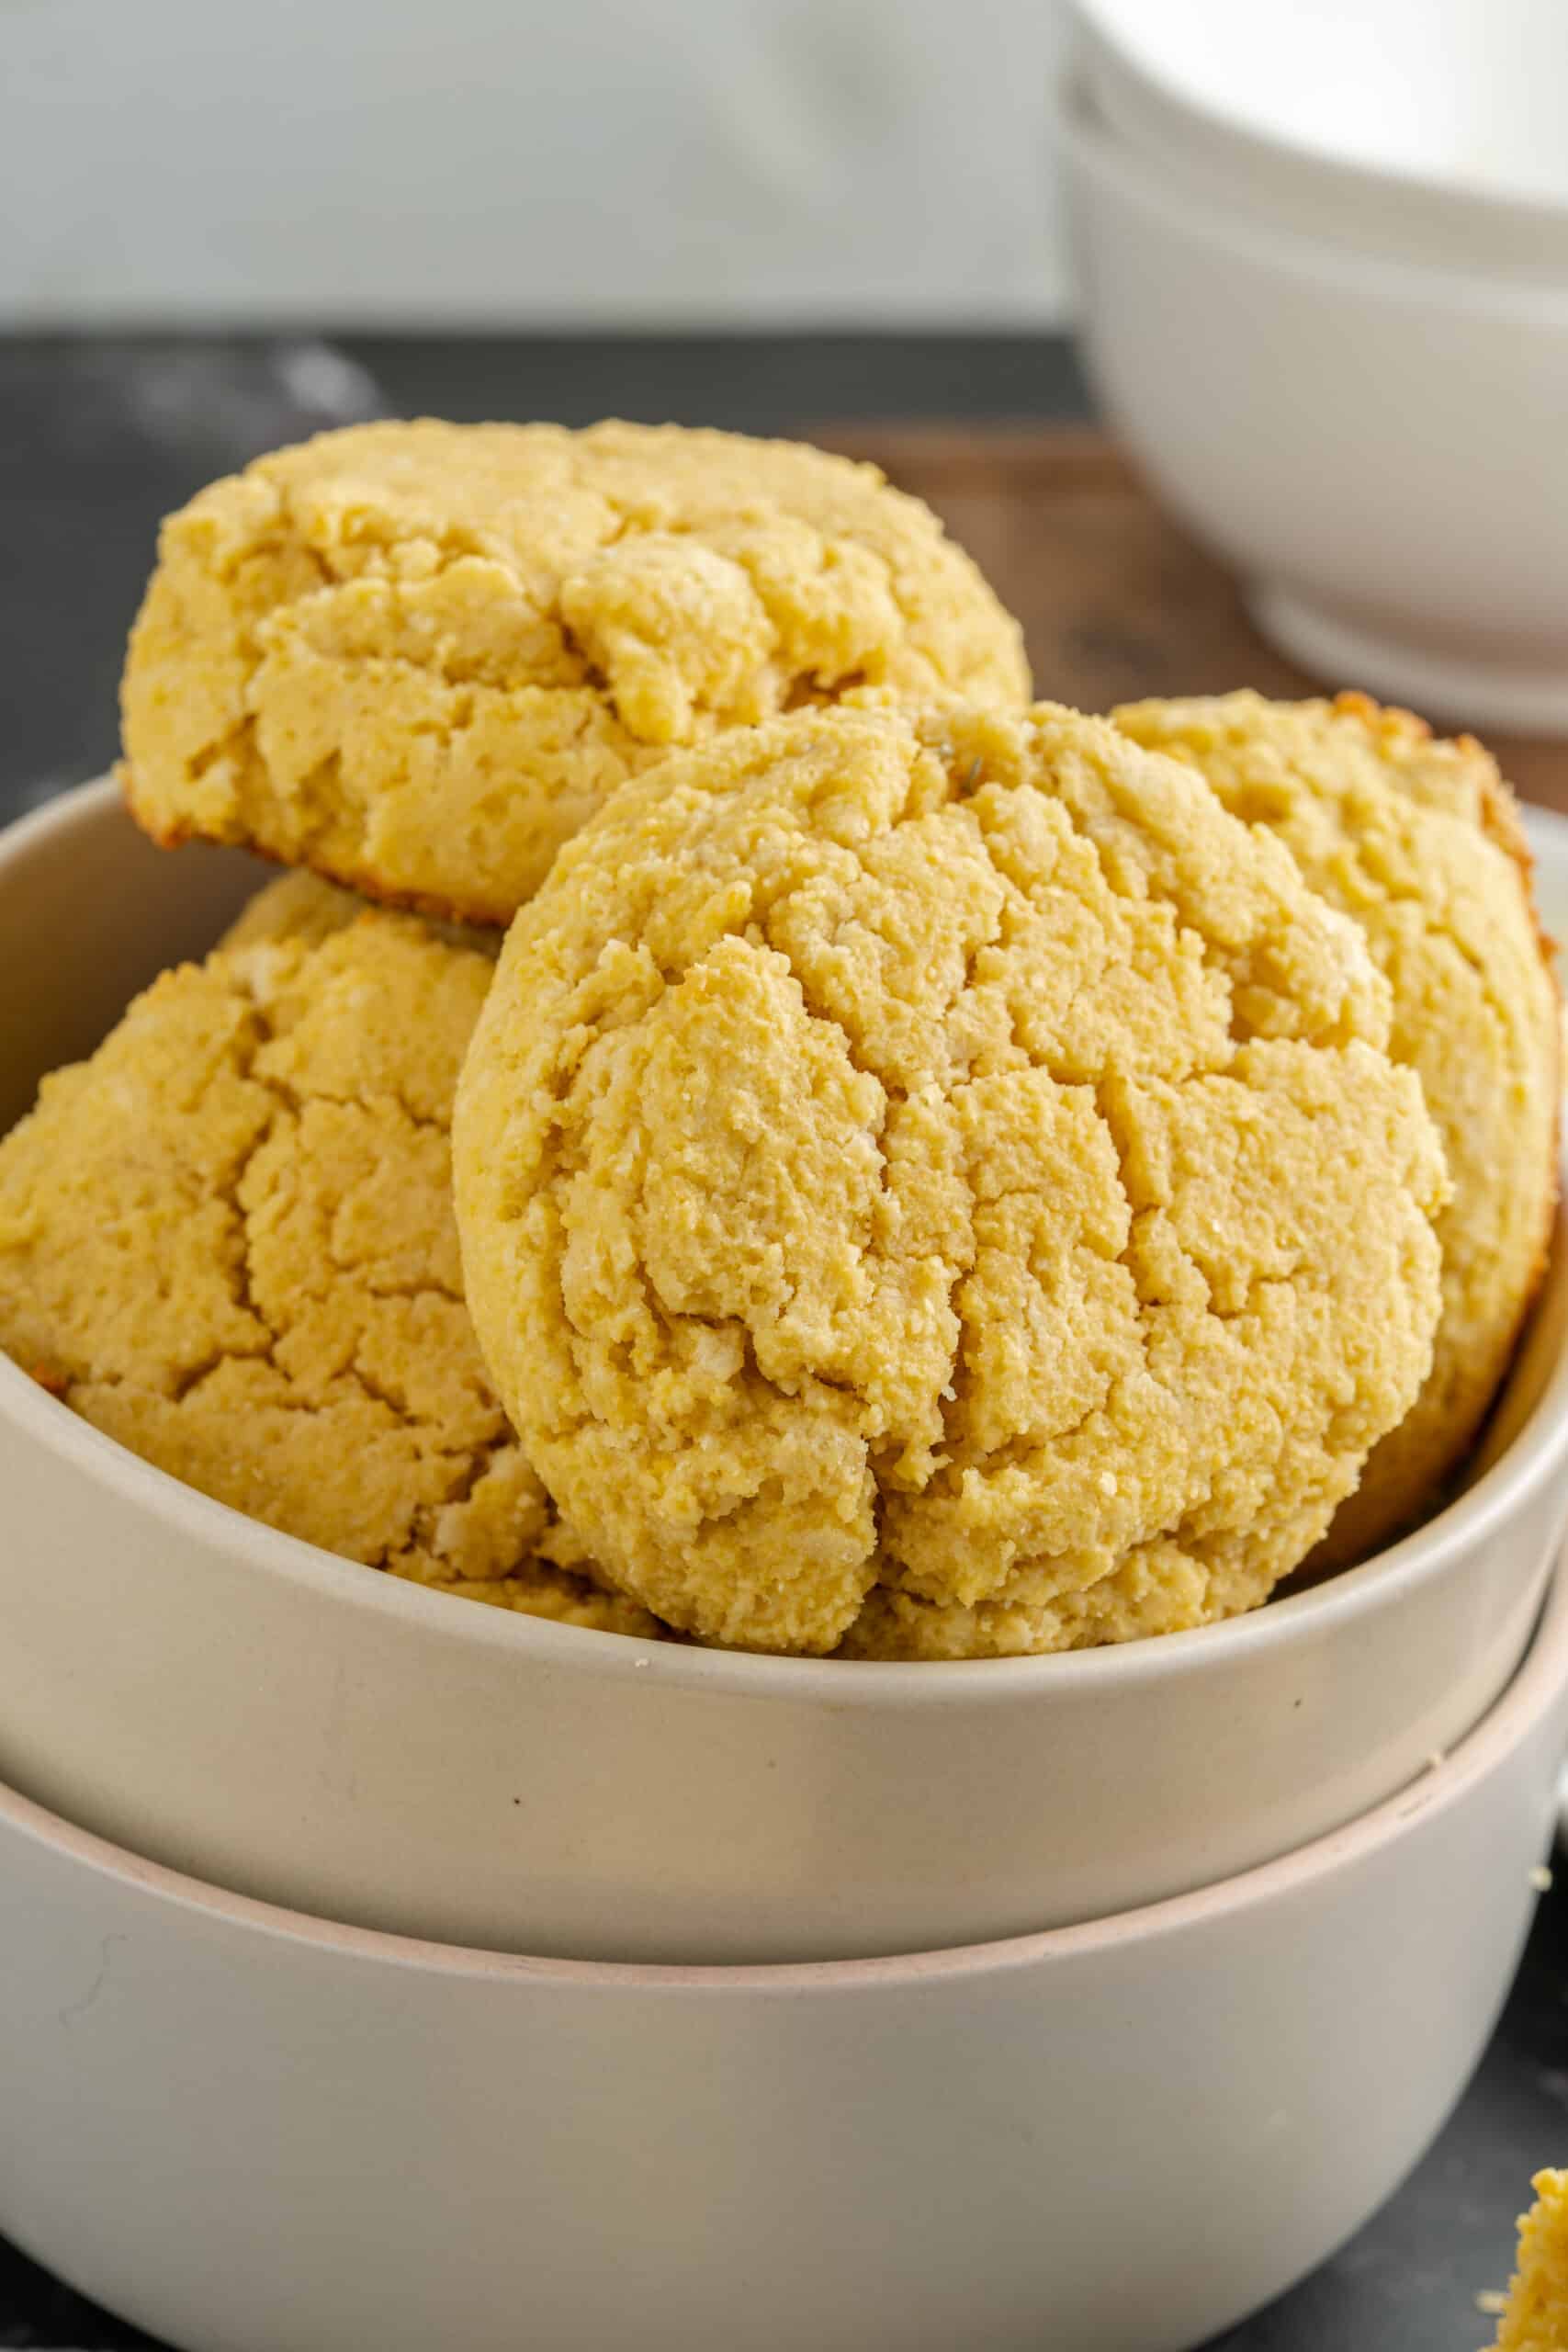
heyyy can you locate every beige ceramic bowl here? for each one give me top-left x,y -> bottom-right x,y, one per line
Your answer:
2,779 -> 1567,1964
3,1563 -> 1566,2352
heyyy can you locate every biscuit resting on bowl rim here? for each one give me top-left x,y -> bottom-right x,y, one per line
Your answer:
118,418 -> 1031,926
0,877 -> 660,1639
218,865 -> 502,961
453,700 -> 1450,1657
1113,690 -> 1560,1569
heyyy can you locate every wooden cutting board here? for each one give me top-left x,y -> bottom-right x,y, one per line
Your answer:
815,424 -> 1568,815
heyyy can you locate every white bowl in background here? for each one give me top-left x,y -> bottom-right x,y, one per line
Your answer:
2,779 -> 1567,1965
1061,86 -> 1568,734
3,1563 -> 1566,2352
1071,0 -> 1568,271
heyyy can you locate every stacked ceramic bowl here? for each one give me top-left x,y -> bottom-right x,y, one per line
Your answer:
0,781 -> 1566,2349
1062,0 -> 1568,732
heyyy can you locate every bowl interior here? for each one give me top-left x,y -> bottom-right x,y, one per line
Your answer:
0,785 -> 265,1137
1079,0 -> 1568,215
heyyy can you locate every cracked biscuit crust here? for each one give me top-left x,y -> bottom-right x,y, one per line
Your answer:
119,418 -> 1031,926
1113,691 -> 1560,1568
0,899 -> 661,1640
454,701 -> 1449,1657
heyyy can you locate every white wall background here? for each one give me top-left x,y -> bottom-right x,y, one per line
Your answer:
0,0 -> 1074,325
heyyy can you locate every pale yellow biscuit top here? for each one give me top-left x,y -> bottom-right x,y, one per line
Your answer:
1113,690 -> 1560,1567
454,700 -> 1448,1657
119,418 -> 1032,926
0,900 -> 659,1640
1488,2169 -> 1568,2351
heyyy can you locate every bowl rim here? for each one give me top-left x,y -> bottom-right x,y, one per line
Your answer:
1060,77 -> 1568,325
1069,0 -> 1568,248
6,774 -> 1568,1711
5,1552 -> 1565,1988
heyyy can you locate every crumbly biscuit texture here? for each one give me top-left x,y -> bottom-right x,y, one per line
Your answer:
1489,2169 -> 1568,2351
0,907 -> 660,1639
120,418 -> 1031,924
1113,690 -> 1559,1566
454,700 -> 1448,1657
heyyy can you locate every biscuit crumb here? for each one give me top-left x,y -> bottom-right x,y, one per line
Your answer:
1483,2170 -> 1568,2348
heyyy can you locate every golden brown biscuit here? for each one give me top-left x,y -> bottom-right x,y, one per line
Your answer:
1112,690 -> 1559,1566
454,701 -> 1448,1657
120,418 -> 1031,925
0,906 -> 660,1639
1487,2169 -> 1568,2350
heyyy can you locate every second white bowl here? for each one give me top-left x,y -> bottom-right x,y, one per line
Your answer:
1072,0 -> 1568,271
1061,87 -> 1568,733
2,1561 -> 1565,2352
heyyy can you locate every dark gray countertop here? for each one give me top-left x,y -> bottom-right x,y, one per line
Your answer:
0,332 -> 1562,2351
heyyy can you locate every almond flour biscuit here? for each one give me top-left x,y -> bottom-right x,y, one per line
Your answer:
1113,690 -> 1559,1567
454,701 -> 1448,1657
120,419 -> 1031,926
0,907 -> 660,1640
